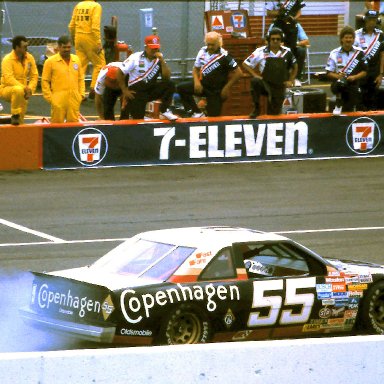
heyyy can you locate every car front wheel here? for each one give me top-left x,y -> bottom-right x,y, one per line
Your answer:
361,281 -> 384,334
158,304 -> 211,345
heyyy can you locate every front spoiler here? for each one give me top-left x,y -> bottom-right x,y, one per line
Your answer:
20,307 -> 116,343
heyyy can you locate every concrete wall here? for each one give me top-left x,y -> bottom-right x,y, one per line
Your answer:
0,335 -> 382,384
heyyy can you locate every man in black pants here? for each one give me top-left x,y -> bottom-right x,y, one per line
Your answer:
177,31 -> 242,117
242,27 -> 297,117
116,34 -> 177,120
354,10 -> 384,111
326,26 -> 368,115
94,62 -> 130,120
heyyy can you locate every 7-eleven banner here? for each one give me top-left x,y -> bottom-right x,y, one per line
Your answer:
42,114 -> 384,170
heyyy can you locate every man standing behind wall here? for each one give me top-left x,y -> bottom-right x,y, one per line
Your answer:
354,10 -> 384,110
0,36 -> 38,125
68,0 -> 106,100
41,35 -> 85,123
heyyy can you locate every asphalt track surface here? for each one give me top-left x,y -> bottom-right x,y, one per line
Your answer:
1,156 -> 384,353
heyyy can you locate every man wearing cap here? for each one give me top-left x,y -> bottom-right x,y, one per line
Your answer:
94,61 -> 129,120
41,35 -> 85,123
176,31 -> 243,117
355,10 -> 384,110
116,34 -> 178,120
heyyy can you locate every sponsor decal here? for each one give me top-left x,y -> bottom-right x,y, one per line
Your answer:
232,330 -> 254,341
346,117 -> 381,155
359,274 -> 373,283
244,259 -> 273,276
224,308 -> 235,328
332,291 -> 349,299
344,318 -> 356,326
231,12 -> 245,29
334,298 -> 349,307
331,306 -> 346,317
211,15 -> 224,30
35,283 -> 108,318
332,283 -> 346,292
189,251 -> 212,266
319,307 -> 332,319
120,328 -> 153,337
322,299 -> 335,306
325,277 -> 345,283
317,292 -> 332,299
102,295 -> 115,320
348,283 -> 368,291
72,127 -> 108,167
120,283 -> 240,324
316,284 -> 333,293
303,324 -> 321,332
310,319 -> 328,325
349,291 -> 364,297
153,121 -> 308,161
344,310 -> 358,319
345,276 -> 359,284
328,318 -> 344,326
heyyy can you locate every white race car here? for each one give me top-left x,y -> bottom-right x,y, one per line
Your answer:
20,226 -> 384,345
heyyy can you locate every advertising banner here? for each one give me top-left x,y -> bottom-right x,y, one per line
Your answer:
43,114 -> 384,169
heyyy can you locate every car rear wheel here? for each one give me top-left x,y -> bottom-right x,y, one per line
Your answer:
158,304 -> 211,345
361,281 -> 384,334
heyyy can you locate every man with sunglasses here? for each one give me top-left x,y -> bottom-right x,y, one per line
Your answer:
0,35 -> 38,125
242,28 -> 297,118
354,10 -> 384,110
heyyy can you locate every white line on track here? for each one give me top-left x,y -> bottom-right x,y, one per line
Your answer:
0,218 -> 65,243
0,226 -> 383,248
275,226 -> 384,234
0,238 -> 129,247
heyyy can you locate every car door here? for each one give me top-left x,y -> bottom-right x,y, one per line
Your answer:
231,241 -> 328,340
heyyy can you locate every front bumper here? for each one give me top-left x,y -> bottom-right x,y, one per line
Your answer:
19,307 -> 116,343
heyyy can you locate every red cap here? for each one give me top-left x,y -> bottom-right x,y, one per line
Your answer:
106,66 -> 119,80
144,35 -> 161,49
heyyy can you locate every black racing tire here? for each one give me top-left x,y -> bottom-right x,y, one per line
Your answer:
157,304 -> 212,345
360,280 -> 384,334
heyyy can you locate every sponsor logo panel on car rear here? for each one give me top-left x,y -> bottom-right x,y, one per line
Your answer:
30,273 -> 114,322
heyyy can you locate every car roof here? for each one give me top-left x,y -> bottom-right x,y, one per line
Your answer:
137,226 -> 288,248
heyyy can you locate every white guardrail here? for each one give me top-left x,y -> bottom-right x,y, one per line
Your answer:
0,335 -> 382,384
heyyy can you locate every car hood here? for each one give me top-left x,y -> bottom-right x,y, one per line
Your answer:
49,267 -> 161,291
326,258 -> 384,275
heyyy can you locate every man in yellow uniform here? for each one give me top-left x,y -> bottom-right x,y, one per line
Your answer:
68,0 -> 106,100
0,35 -> 38,125
41,35 -> 85,123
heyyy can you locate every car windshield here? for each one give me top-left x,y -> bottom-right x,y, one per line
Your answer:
92,238 -> 196,280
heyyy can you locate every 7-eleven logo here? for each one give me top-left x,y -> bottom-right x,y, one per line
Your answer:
346,117 -> 381,155
231,13 -> 245,29
72,128 -> 108,166
79,134 -> 101,162
352,123 -> 374,151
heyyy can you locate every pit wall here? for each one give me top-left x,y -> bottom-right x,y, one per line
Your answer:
0,335 -> 382,384
1,112 -> 383,171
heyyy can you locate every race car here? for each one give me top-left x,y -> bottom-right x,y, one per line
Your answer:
20,226 -> 384,345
